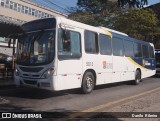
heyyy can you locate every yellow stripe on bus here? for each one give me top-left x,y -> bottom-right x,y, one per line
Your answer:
102,28 -> 112,38
127,57 -> 148,70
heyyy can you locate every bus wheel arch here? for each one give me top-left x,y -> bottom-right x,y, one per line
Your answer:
134,68 -> 141,85
81,69 -> 96,94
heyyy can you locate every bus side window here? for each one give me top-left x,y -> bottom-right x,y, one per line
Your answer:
124,40 -> 134,57
112,37 -> 124,56
134,43 -> 142,57
142,45 -> 149,58
58,29 -> 81,58
99,34 -> 112,55
85,30 -> 98,54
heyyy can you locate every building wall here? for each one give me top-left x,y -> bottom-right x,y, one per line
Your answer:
0,6 -> 35,22
0,0 -> 67,55
0,0 -> 67,22
0,47 -> 12,56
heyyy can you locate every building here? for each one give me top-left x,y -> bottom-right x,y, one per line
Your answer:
0,0 -> 67,56
0,0 -> 67,37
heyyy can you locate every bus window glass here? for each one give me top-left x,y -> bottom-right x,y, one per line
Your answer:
134,43 -> 142,57
142,45 -> 149,58
85,30 -> 98,54
70,31 -> 81,55
149,46 -> 154,58
112,37 -> 124,56
58,29 -> 81,58
99,34 -> 112,55
17,30 -> 55,65
124,40 -> 134,57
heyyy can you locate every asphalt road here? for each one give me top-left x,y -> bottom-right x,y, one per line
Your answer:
0,78 -> 160,121
0,77 -> 160,119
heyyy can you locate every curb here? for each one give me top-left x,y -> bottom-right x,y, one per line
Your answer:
0,79 -> 15,89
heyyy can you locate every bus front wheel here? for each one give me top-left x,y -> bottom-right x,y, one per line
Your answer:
81,72 -> 95,94
134,70 -> 141,85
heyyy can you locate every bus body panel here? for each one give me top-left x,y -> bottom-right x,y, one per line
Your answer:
112,56 -> 123,82
56,58 -> 83,90
82,54 -> 113,85
123,57 -> 135,81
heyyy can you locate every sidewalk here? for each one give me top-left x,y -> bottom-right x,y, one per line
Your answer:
0,78 -> 15,89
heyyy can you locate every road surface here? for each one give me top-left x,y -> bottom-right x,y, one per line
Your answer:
0,77 -> 160,120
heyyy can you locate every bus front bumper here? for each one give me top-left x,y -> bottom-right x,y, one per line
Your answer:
14,76 -> 56,91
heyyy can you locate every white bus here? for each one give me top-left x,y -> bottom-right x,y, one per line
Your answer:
14,17 -> 156,94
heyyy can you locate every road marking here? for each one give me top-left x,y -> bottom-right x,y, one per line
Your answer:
69,87 -> 160,118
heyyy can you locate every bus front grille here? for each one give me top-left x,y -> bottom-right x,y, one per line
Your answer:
19,67 -> 43,72
23,79 -> 37,85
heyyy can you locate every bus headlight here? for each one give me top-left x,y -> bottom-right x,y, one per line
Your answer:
15,68 -> 20,76
41,68 -> 55,79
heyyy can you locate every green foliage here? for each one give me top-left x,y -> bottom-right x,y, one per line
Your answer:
68,11 -> 98,26
112,9 -> 160,44
69,0 -> 160,48
69,0 -> 118,26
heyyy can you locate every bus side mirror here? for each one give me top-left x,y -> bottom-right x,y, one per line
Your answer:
62,29 -> 70,40
62,30 -> 71,52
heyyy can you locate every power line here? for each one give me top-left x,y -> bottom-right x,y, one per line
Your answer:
29,0 -> 68,14
51,0 -> 70,8
45,0 -> 71,13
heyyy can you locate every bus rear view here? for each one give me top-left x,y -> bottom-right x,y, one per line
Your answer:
155,49 -> 160,75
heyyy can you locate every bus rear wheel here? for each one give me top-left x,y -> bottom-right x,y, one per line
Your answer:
82,72 -> 95,94
134,70 -> 141,85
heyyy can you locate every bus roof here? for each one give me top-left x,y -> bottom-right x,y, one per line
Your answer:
110,31 -> 152,46
23,16 -> 153,46
57,17 -> 113,37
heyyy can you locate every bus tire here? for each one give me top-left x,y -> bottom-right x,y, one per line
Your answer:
134,70 -> 141,85
81,72 -> 95,94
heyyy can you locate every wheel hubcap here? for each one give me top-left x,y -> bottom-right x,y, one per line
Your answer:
136,72 -> 140,82
86,77 -> 93,89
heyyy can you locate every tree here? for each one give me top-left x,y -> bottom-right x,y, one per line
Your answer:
69,0 -> 160,48
111,9 -> 160,44
118,0 -> 148,8
69,0 -> 118,26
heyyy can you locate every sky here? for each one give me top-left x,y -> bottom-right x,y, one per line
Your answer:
148,0 -> 160,5
30,0 -> 160,14
30,0 -> 78,14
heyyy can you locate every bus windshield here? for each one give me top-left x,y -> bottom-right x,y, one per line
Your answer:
16,30 -> 55,66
